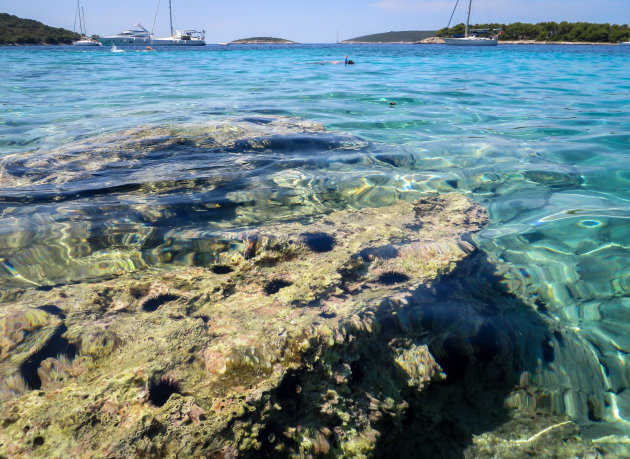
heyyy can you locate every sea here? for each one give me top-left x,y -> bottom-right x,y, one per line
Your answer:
1,43 -> 630,447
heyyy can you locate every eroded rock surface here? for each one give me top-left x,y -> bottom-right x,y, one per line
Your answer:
0,194 -> 606,457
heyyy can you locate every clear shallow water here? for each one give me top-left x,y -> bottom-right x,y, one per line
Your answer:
2,43 -> 630,440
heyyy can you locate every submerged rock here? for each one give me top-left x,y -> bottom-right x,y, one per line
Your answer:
0,116 -> 374,288
0,194 -> 605,457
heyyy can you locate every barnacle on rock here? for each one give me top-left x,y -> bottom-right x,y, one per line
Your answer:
37,355 -> 78,389
79,330 -> 122,359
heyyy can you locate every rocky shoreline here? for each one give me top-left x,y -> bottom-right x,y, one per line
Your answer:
344,37 -> 620,45
498,40 -> 618,45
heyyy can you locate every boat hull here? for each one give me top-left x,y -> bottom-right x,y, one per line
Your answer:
99,36 -> 205,46
72,40 -> 102,46
444,37 -> 498,46
98,37 -> 152,46
150,38 -> 206,46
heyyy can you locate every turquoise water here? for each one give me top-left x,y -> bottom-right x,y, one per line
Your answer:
2,43 -> 630,442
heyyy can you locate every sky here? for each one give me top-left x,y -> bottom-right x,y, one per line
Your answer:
1,0 -> 628,43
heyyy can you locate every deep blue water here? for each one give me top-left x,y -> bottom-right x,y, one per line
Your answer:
1,43 -> 630,441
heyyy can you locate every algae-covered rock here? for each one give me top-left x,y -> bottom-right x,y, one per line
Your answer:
0,194 -> 605,457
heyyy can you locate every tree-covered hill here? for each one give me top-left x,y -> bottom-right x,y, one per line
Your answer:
437,21 -> 630,43
344,30 -> 436,43
229,37 -> 297,44
0,13 -> 80,45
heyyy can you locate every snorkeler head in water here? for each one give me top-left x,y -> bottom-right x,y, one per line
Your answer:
307,56 -> 355,65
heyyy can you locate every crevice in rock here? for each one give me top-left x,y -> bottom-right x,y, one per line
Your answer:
18,324 -> 77,390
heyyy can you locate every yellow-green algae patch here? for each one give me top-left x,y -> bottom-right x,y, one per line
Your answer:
0,194 -> 605,457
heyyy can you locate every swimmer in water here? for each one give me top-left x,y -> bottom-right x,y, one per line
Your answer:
307,56 -> 355,65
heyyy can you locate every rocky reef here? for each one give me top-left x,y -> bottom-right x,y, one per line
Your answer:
0,193 -> 609,457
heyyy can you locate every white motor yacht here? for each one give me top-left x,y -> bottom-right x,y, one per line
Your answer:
98,24 -> 153,46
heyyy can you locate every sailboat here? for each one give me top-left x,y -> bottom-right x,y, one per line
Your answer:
72,0 -> 102,46
444,0 -> 498,46
150,0 -> 205,46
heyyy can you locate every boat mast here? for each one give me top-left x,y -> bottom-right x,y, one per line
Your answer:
82,6 -> 87,37
169,0 -> 174,36
465,0 -> 471,38
74,0 -> 80,34
151,0 -> 161,35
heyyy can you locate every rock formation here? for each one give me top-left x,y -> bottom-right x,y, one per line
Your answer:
0,191 -> 607,457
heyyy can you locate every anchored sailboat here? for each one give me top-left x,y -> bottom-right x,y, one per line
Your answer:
444,0 -> 498,46
98,0 -> 204,46
151,0 -> 205,46
72,0 -> 102,46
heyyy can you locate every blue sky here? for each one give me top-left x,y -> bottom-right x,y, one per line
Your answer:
1,0 -> 628,43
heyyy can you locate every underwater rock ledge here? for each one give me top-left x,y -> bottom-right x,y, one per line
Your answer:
0,194 -> 601,457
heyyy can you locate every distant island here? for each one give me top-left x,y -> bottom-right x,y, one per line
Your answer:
229,37 -> 297,44
343,30 -> 436,43
0,13 -> 80,45
343,22 -> 629,44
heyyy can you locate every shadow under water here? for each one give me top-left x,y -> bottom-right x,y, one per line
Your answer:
0,117 -> 381,288
253,251 -> 613,458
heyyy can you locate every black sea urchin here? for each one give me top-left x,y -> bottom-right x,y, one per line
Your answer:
376,271 -> 410,285
302,232 -> 336,253
148,374 -> 182,407
141,293 -> 180,312
264,279 -> 293,295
